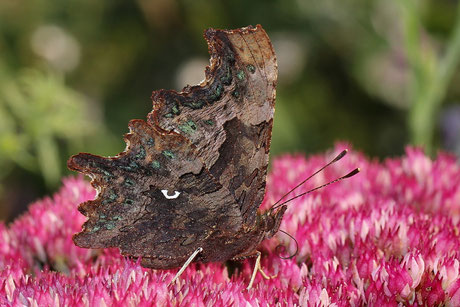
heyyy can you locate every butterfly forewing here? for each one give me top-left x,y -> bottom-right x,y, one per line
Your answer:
151,25 -> 277,225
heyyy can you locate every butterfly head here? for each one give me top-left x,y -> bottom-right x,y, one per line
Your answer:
261,205 -> 287,239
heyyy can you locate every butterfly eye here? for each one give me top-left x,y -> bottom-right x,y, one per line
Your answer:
161,189 -> 181,199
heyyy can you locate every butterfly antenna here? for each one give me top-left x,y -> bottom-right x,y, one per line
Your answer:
271,168 -> 360,210
270,149 -> 349,210
275,229 -> 299,259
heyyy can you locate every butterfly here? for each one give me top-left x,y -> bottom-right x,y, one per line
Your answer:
68,24 -> 358,289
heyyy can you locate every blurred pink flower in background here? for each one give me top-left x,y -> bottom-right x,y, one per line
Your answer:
1,144 -> 460,306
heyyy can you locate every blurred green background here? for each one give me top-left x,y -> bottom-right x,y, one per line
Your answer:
1,0 -> 460,221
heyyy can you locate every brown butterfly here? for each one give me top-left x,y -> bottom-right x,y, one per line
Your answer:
68,25 -> 358,289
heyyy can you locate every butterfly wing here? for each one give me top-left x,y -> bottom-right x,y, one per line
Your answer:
68,25 -> 277,267
150,25 -> 277,225
69,120 -> 242,268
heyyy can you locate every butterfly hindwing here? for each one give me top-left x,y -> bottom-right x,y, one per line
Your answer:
69,120 -> 242,267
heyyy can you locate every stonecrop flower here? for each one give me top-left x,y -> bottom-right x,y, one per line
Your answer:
1,144 -> 460,306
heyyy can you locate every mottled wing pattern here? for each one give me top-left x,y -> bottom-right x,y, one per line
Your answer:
150,25 -> 277,225
68,25 -> 277,267
69,120 -> 240,268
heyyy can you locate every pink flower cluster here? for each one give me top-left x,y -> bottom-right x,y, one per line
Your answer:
1,145 -> 460,306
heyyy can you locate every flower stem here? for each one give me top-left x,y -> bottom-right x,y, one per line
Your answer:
404,2 -> 460,153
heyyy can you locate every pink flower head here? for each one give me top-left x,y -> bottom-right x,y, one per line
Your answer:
1,145 -> 460,305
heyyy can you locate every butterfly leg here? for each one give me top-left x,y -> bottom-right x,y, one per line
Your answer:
247,251 -> 273,290
169,247 -> 203,286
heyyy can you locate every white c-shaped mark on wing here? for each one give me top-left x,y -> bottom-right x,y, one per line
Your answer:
161,189 -> 181,199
